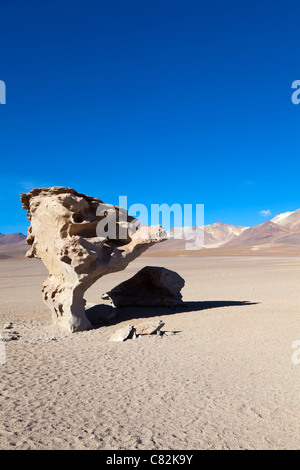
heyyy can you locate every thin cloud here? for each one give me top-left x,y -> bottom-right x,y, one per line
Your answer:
259,209 -> 272,218
240,181 -> 257,189
19,181 -> 49,192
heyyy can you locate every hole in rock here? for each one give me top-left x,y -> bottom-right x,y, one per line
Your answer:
69,221 -> 98,238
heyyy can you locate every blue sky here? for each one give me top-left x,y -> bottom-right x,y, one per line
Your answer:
1,0 -> 300,234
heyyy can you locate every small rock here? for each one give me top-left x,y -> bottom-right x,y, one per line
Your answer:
45,336 -> 57,342
109,324 -> 133,342
3,322 -> 13,330
134,320 -> 165,336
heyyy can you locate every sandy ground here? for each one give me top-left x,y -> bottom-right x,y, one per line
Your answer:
0,255 -> 299,450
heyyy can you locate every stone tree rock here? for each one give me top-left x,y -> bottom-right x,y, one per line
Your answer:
21,187 -> 166,332
102,266 -> 185,307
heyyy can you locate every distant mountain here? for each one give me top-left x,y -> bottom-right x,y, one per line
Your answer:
275,233 -> 300,246
0,239 -> 27,260
224,221 -> 289,247
148,209 -> 300,254
0,233 -> 27,245
1,208 -> 300,260
271,209 -> 300,233
149,222 -> 248,252
170,226 -> 216,245
271,211 -> 295,225
204,222 -> 247,246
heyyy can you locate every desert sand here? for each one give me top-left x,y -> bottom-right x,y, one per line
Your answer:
0,255 -> 300,450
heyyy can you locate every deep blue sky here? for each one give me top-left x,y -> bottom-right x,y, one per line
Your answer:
1,0 -> 300,233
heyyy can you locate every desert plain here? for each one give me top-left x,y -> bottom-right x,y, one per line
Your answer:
0,253 -> 299,450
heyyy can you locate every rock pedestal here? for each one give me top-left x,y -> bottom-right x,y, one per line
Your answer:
21,187 -> 166,332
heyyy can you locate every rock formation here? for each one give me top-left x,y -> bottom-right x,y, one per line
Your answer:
21,187 -> 166,332
102,266 -> 185,307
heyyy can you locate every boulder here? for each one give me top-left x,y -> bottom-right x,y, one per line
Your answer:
102,266 -> 185,308
21,187 -> 166,332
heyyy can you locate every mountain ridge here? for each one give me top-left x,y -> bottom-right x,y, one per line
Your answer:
149,209 -> 300,253
1,208 -> 300,258
0,233 -> 26,245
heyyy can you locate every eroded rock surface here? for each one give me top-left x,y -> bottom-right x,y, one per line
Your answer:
21,187 -> 166,332
102,266 -> 185,307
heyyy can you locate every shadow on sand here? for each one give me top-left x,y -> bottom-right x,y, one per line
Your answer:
86,300 -> 259,328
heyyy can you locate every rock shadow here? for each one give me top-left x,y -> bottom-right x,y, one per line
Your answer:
86,300 -> 259,328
